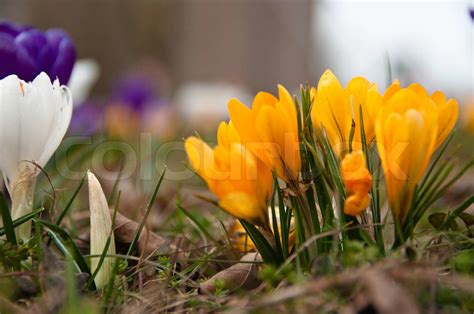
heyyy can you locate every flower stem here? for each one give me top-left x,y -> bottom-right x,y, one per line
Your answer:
11,164 -> 38,241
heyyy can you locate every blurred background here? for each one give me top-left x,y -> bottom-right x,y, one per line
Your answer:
2,0 -> 471,107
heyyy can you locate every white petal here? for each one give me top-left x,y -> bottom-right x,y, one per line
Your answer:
19,73 -> 56,164
0,75 -> 23,182
38,84 -> 73,166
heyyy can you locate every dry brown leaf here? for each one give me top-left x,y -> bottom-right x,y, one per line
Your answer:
112,211 -> 169,257
348,270 -> 419,314
199,252 -> 262,294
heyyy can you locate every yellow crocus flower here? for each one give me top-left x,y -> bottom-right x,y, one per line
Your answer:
184,122 -> 273,226
228,85 -> 301,182
311,70 -> 382,156
376,86 -> 439,222
340,151 -> 372,216
463,101 -> 474,135
382,81 -> 458,149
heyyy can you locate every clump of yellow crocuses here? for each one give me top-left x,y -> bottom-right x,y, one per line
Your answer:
185,73 -> 463,264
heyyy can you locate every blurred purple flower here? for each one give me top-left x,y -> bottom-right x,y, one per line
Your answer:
0,20 -> 76,84
470,8 -> 474,21
69,102 -> 104,136
111,74 -> 157,112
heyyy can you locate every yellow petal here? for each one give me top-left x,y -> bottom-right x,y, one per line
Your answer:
341,150 -> 372,217
228,98 -> 257,144
345,77 -> 373,150
219,192 -> 266,226
277,84 -> 298,132
431,91 -> 446,105
344,193 -> 370,217
432,92 -> 458,149
313,70 -> 351,154
346,77 -> 371,108
317,71 -> 350,131
217,121 -> 230,148
217,121 -> 241,149
252,91 -> 278,113
255,105 -> 300,181
364,84 -> 382,142
408,83 -> 429,97
254,106 -> 286,178
185,136 -> 218,184
382,80 -> 401,103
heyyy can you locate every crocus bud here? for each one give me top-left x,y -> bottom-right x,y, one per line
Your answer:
341,151 -> 372,216
88,171 -> 116,289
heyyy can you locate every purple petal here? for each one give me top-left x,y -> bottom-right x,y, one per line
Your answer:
15,29 -> 54,74
46,29 -> 76,84
14,44 -> 39,82
0,33 -> 17,78
0,20 -> 31,37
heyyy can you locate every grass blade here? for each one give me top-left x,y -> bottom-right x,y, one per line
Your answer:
276,178 -> 290,259
39,220 -> 93,279
359,106 -> 384,253
239,219 -> 279,265
0,192 -> 16,245
0,207 -> 45,236
55,173 -> 86,226
419,131 -> 455,190
423,159 -> 473,210
126,167 -> 166,256
177,204 -> 217,243
270,176 -> 283,261
104,257 -> 120,306
440,196 -> 474,231
108,159 -> 125,204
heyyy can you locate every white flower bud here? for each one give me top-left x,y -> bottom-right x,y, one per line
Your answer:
88,171 -> 116,289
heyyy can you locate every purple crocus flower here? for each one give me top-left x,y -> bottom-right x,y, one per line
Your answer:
470,8 -> 474,21
69,102 -> 104,136
0,20 -> 76,84
111,74 -> 157,112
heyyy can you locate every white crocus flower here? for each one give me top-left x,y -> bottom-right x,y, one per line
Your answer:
0,72 -> 73,240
